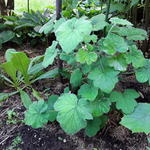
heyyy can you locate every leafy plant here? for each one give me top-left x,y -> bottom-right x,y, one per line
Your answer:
0,49 -> 58,102
23,14 -> 150,136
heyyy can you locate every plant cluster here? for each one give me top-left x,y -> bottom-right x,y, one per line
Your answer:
0,49 -> 58,102
0,10 -> 51,49
18,14 -> 150,136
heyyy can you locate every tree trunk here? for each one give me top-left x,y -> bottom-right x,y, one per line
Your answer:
0,0 -> 7,15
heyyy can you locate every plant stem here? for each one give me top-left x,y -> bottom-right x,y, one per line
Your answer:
27,0 -> 30,13
56,0 -> 63,83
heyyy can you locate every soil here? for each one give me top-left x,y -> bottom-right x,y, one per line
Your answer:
0,47 -> 150,150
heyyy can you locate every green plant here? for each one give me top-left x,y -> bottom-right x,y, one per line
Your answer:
24,14 -> 150,136
0,11 -> 50,49
6,135 -> 22,150
0,49 -> 58,102
6,109 -> 18,124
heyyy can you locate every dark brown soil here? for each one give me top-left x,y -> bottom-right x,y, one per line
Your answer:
0,47 -> 150,150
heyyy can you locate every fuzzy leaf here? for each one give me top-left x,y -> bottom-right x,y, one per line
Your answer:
100,33 -> 128,55
91,14 -> 107,31
54,93 -> 93,134
78,84 -> 98,101
125,45 -> 145,68
76,49 -> 97,65
110,89 -> 139,114
121,103 -> 150,134
88,67 -> 119,93
55,17 -> 92,53
25,100 -> 49,128
108,54 -> 128,71
89,99 -> 111,117
135,59 -> 150,84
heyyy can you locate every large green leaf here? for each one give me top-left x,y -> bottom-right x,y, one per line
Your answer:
125,45 -> 145,68
78,84 -> 98,101
11,52 -> 30,83
25,100 -> 49,128
120,103 -> 150,134
110,89 -> 139,114
91,14 -> 107,31
100,33 -> 128,55
42,41 -> 58,68
55,17 -> 92,53
135,59 -> 150,84
54,93 -> 93,134
88,67 -> 119,93
76,49 -> 97,65
70,69 -> 82,88
112,27 -> 147,41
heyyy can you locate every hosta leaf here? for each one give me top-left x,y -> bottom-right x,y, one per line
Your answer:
125,45 -> 145,68
110,89 -> 139,114
54,93 -> 93,134
89,99 -> 111,117
25,100 -> 49,128
70,69 -> 82,88
85,116 -> 108,137
91,14 -> 107,31
78,84 -> 98,101
88,67 -> 119,93
76,49 -> 97,65
110,17 -> 133,26
42,41 -> 58,68
120,103 -> 150,134
135,59 -> 150,84
100,33 -> 128,55
55,17 -> 92,53
108,54 -> 128,71
0,31 -> 15,44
